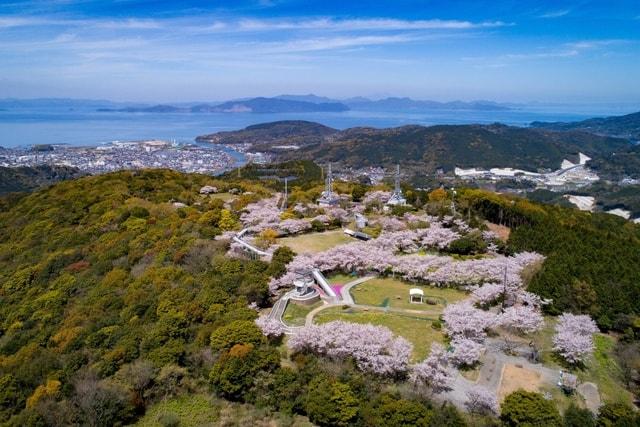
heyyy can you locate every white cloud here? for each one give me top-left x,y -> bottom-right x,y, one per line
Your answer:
236,17 -> 509,32
564,39 -> 627,50
257,34 -> 416,53
92,19 -> 162,30
539,10 -> 570,18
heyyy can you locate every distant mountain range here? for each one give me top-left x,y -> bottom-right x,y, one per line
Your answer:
531,111 -> 640,140
196,120 -> 633,177
0,95 -> 516,114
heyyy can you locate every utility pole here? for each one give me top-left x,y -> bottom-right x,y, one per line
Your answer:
501,261 -> 508,312
282,177 -> 288,211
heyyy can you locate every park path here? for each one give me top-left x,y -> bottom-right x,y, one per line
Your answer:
275,272 -> 602,413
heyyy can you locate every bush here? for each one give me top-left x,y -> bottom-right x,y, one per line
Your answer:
305,376 -> 359,427
596,402 -> 638,427
209,344 -> 279,400
500,390 -> 561,427
446,233 -> 487,255
563,403 -> 594,427
209,320 -> 264,353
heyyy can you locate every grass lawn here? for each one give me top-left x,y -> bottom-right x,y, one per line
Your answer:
135,394 -> 313,426
314,306 -> 444,361
578,334 -> 634,405
282,300 -> 323,327
327,273 -> 357,284
134,394 -> 219,427
277,229 -> 352,254
350,277 -> 468,312
532,317 -> 633,406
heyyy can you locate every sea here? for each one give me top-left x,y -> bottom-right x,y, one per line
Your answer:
0,104 -> 636,149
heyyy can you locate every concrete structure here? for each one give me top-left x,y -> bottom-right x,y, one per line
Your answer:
290,274 -> 320,305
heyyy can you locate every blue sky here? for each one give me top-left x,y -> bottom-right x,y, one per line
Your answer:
0,0 -> 638,103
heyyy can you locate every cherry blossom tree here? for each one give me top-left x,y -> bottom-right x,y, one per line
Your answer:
470,283 -> 504,306
288,321 -> 413,376
278,218 -> 311,234
450,337 -> 484,367
255,315 -> 284,338
498,305 -> 545,335
465,386 -> 499,415
410,343 -> 454,395
553,313 -> 599,364
363,190 -> 391,205
443,302 -> 497,341
497,305 -> 545,353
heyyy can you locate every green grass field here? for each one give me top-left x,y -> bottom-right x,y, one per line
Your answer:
350,277 -> 468,312
135,394 -> 313,426
314,306 -> 444,361
277,229 -> 352,254
134,394 -> 220,427
282,300 -> 323,326
327,273 -> 356,284
532,317 -> 633,406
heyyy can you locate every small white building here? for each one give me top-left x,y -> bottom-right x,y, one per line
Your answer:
409,288 -> 424,304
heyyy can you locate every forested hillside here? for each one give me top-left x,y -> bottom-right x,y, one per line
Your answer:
460,189 -> 640,329
0,170 -> 281,424
531,111 -> 640,140
293,124 -> 628,172
0,165 -> 83,194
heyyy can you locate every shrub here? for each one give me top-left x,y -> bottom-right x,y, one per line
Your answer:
209,320 -> 264,353
500,390 -> 561,427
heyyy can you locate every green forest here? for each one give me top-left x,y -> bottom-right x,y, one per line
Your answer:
1,168 -> 640,426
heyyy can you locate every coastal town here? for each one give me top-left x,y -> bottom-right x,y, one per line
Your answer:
0,140 -> 242,175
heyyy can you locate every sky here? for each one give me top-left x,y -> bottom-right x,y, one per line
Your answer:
0,0 -> 638,103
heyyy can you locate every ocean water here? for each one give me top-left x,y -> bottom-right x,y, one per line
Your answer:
0,105 -> 635,148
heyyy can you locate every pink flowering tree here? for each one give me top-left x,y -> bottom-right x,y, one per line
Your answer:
553,313 -> 599,364
465,386 -> 499,415
497,305 -> 545,353
450,337 -> 484,367
410,343 -> 454,395
278,218 -> 312,235
443,302 -> 497,341
255,315 -> 285,339
288,321 -> 413,376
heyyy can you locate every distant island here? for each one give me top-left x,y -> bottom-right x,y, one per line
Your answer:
92,95 -> 514,114
531,111 -> 640,140
97,97 -> 350,114
196,119 -> 632,176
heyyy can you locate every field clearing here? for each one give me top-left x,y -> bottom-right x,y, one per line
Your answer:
532,317 -> 633,406
498,364 -> 543,401
207,192 -> 236,202
135,394 -> 313,426
350,277 -> 468,311
134,394 -> 219,427
282,300 -> 323,326
314,306 -> 443,361
277,229 -> 352,254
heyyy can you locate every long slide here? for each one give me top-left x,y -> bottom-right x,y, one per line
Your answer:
312,269 -> 337,299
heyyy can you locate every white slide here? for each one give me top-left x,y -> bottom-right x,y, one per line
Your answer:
312,269 -> 337,298
232,235 -> 269,257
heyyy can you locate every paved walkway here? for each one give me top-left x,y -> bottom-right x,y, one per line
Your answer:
273,273 -> 603,413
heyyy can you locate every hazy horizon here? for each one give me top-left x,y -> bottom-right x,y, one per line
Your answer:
1,0 -> 639,104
